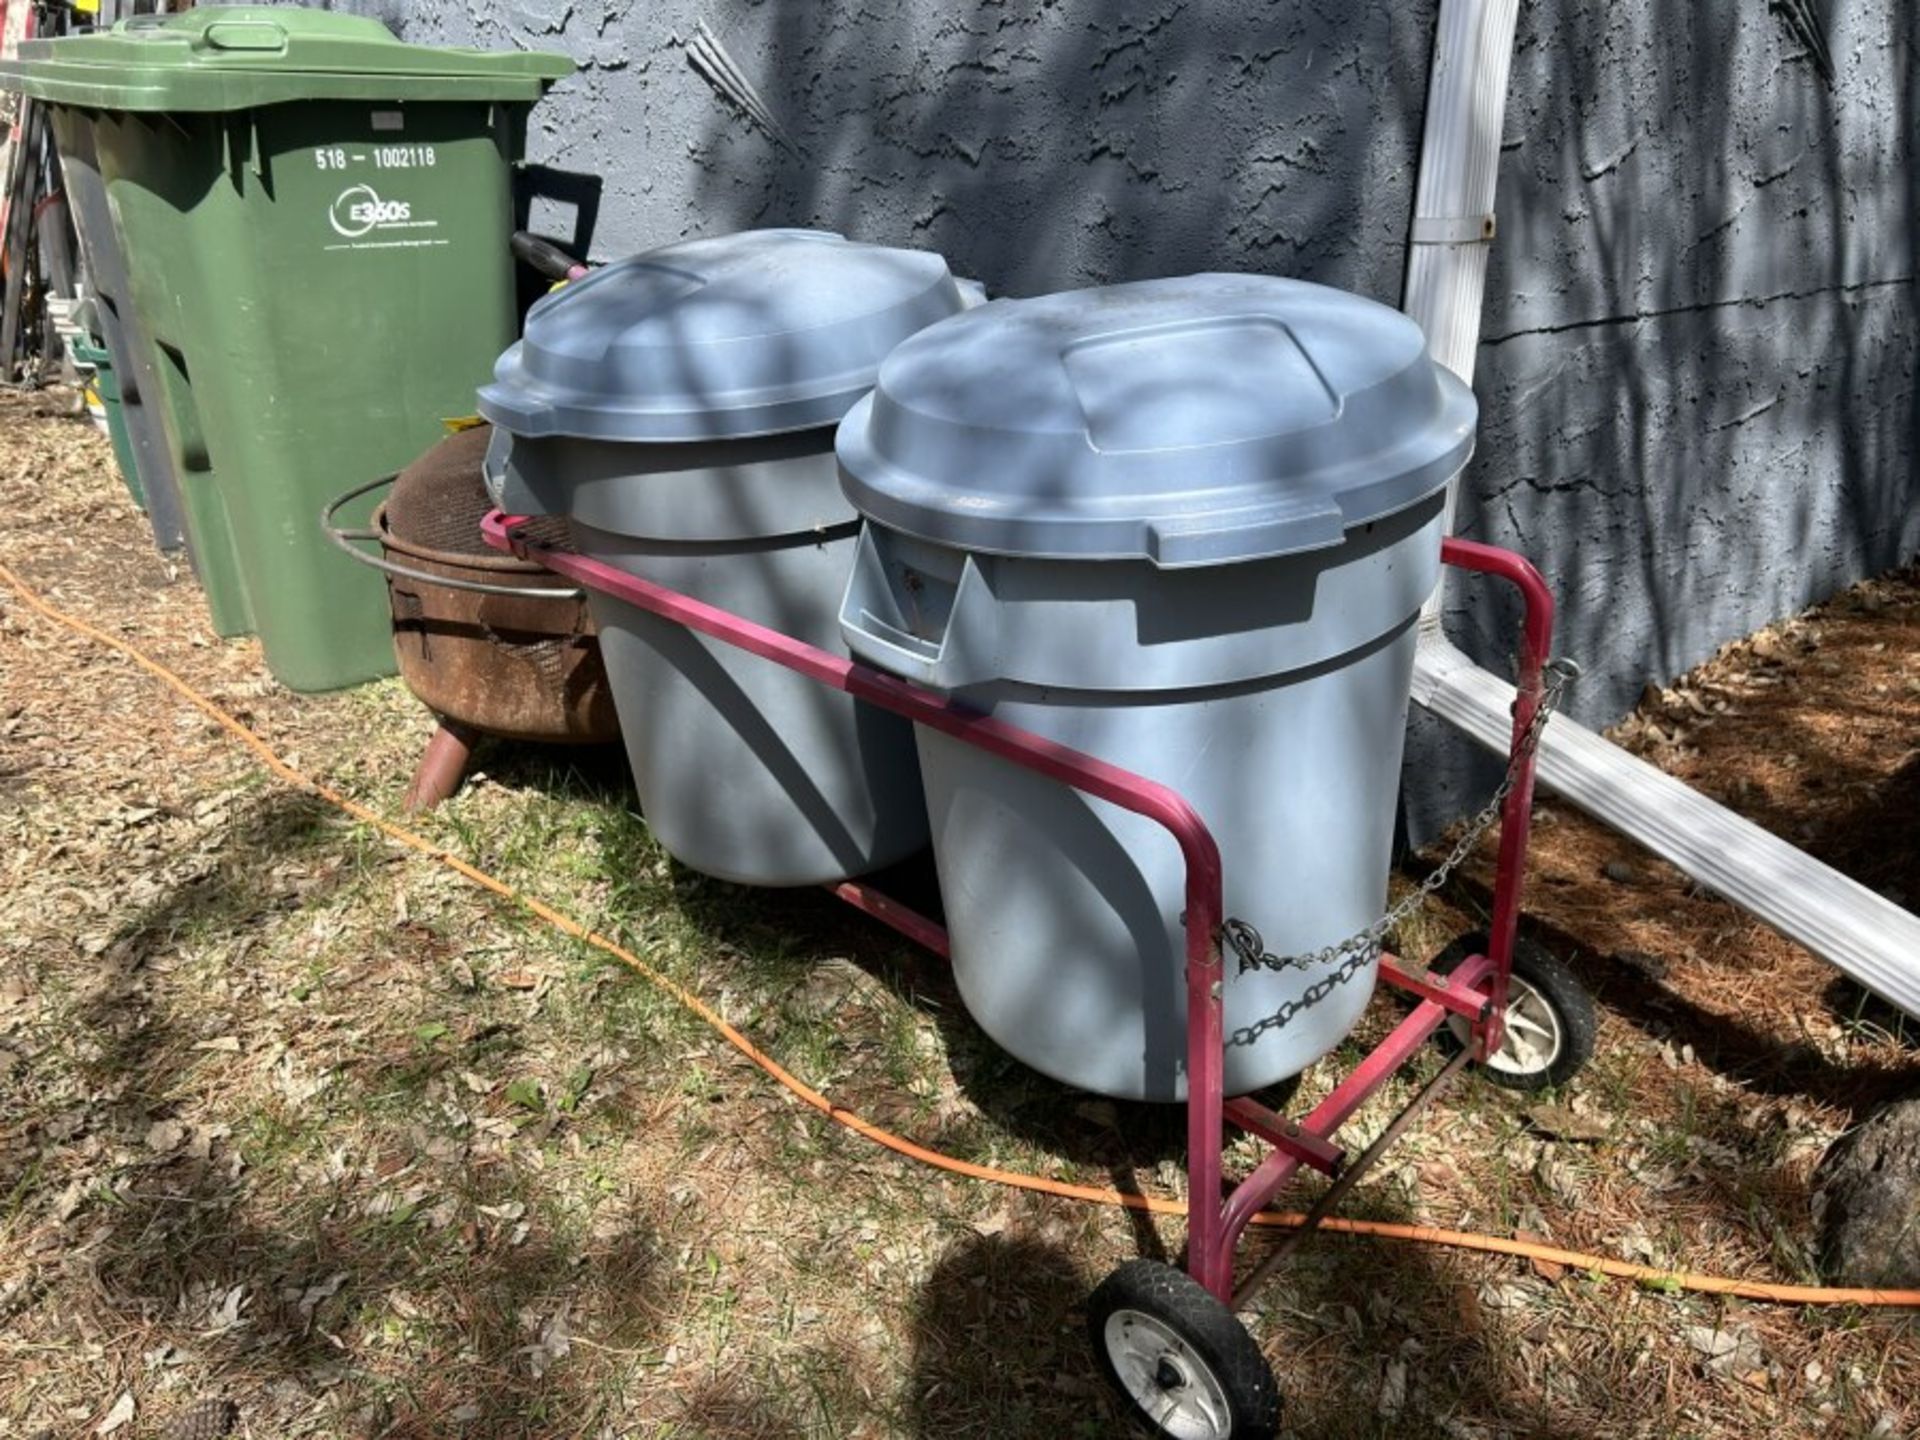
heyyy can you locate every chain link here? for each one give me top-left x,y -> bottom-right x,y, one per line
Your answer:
1221,658 -> 1579,1048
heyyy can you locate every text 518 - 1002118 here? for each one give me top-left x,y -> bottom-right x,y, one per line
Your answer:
313,146 -> 438,170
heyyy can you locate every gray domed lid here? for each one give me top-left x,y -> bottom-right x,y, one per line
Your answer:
836,274 -> 1476,566
479,229 -> 970,442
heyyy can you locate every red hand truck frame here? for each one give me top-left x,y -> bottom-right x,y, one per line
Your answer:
484,511 -> 1564,1435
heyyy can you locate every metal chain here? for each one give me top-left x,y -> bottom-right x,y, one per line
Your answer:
1222,657 -> 1579,1048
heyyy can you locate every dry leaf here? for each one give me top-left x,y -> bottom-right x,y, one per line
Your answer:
298,1272 -> 348,1316
1514,1229 -> 1567,1282
1534,1153 -> 1584,1208
96,1391 -> 135,1435
1478,1280 -> 1534,1311
186,1124 -> 231,1162
1613,1226 -> 1658,1263
525,1307 -> 572,1377
193,1036 -> 243,1053
53,1180 -> 87,1223
1685,1324 -> 1765,1382
208,1284 -> 247,1332
541,1308 -> 571,1360
145,1119 -> 187,1154
1524,1103 -> 1610,1143
1378,1356 -> 1407,1418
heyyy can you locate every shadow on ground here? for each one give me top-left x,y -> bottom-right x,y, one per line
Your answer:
1420,863 -> 1920,1120
898,1195 -> 1659,1438
30,787 -> 675,1438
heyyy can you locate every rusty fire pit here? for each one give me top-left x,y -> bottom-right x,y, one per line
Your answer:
324,425 -> 618,810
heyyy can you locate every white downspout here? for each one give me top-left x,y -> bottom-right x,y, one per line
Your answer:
1401,0 -> 1920,1018
1402,0 -> 1519,620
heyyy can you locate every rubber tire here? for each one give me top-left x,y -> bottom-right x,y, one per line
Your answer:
1432,931 -> 1597,1091
1087,1259 -> 1281,1440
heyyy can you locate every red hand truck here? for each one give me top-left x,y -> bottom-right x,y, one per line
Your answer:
485,512 -> 1595,1440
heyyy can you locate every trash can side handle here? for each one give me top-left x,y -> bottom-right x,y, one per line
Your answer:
478,426 -> 565,517
481,427 -> 510,500
838,526 -> 997,689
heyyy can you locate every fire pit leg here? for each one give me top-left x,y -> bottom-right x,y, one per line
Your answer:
404,718 -> 481,812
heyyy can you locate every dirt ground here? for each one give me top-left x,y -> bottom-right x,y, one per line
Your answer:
2,395 -> 1916,1439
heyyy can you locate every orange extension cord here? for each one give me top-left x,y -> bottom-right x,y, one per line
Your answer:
4,557 -> 1916,1310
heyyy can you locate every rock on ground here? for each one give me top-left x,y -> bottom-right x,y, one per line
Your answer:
1817,1098 -> 1920,1287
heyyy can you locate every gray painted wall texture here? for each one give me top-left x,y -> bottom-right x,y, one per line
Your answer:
292,0 -> 1916,827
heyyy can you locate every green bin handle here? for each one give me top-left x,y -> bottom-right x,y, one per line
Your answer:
118,15 -> 291,52
201,20 -> 291,53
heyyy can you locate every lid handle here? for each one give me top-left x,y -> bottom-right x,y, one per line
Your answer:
200,20 -> 290,53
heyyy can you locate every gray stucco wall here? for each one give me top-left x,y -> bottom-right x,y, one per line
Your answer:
1467,0 -> 1917,674
1417,0 -> 1917,830
294,0 -> 1916,830
316,0 -> 1437,301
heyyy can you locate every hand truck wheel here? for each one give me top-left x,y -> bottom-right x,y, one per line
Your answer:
1087,1259 -> 1281,1440
1431,930 -> 1597,1091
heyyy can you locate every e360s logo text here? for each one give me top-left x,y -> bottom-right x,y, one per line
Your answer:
329,184 -> 413,239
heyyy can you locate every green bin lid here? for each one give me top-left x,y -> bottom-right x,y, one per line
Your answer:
0,7 -> 572,111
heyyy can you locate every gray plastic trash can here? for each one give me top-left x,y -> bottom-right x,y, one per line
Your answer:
836,275 -> 1477,1101
480,228 -> 974,887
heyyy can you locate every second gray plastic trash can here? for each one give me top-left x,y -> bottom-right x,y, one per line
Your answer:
480,228 -> 975,887
837,275 -> 1477,1101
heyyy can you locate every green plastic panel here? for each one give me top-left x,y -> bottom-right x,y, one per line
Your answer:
71,336 -> 144,508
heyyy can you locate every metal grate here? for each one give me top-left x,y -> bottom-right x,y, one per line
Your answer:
513,631 -> 573,686
385,425 -> 575,559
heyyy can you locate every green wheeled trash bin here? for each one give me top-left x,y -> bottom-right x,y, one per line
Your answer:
0,8 -> 571,690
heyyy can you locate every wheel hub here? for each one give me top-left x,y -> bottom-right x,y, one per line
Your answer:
1487,973 -> 1565,1075
1103,1309 -> 1233,1440
1448,971 -> 1565,1077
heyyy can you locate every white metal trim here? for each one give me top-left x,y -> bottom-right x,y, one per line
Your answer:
1410,213 -> 1498,245
1413,632 -> 1920,1020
